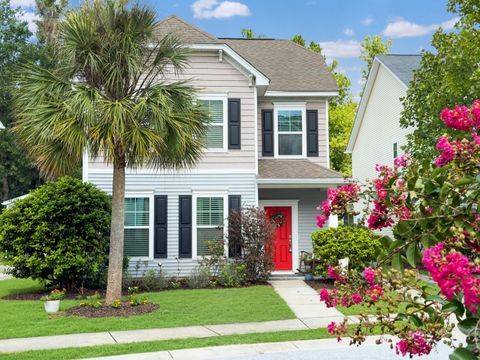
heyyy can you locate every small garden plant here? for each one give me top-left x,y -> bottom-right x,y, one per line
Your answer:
40,289 -> 65,302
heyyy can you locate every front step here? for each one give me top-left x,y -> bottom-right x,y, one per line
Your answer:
269,273 -> 305,281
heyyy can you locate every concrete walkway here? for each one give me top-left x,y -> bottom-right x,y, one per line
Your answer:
83,335 -> 451,360
0,279 -> 350,354
268,279 -> 344,320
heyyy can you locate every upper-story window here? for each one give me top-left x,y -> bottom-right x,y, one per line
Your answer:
274,103 -> 306,158
198,95 -> 228,152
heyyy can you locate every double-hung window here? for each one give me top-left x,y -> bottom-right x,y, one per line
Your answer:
274,104 -> 306,157
198,95 -> 227,151
193,193 -> 228,256
124,197 -> 151,257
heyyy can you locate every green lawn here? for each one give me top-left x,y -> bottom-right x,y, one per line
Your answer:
1,328 -> 334,360
0,278 -> 295,340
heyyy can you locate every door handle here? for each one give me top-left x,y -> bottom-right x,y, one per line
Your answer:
288,247 -> 292,253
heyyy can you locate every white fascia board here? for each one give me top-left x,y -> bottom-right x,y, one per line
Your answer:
345,59 -> 381,154
264,91 -> 339,98
257,178 -> 348,186
187,44 -> 270,87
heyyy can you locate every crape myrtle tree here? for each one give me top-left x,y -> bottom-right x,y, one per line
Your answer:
314,100 -> 480,359
13,0 -> 210,303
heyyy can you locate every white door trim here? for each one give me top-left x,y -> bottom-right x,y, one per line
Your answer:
259,200 -> 299,274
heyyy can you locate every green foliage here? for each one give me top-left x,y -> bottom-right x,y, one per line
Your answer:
111,299 -> 122,309
40,289 -> 65,301
0,177 -> 111,289
311,226 -> 382,275
217,262 -> 246,288
359,35 -> 392,81
140,269 -> 169,292
186,266 -> 211,289
401,0 -> 480,161
80,292 -> 103,309
240,28 -> 268,39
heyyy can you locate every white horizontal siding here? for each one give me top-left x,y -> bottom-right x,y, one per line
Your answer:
89,171 -> 257,276
89,52 -> 256,172
257,98 -> 329,167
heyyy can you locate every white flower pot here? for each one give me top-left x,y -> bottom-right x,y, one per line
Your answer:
44,300 -> 60,313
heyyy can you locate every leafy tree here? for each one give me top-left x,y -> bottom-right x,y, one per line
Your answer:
240,28 -> 267,39
13,0 -> 210,303
359,35 -> 392,81
290,34 -> 322,54
0,0 -> 41,202
0,177 -> 111,289
35,0 -> 68,46
401,0 -> 480,161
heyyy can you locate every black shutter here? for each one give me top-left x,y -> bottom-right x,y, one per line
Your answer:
262,109 -> 274,156
228,195 -> 242,258
178,195 -> 192,258
228,98 -> 241,149
154,195 -> 168,258
307,110 -> 319,157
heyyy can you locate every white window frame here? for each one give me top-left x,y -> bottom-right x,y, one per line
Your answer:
273,102 -> 307,159
197,94 -> 228,153
124,192 -> 154,260
192,191 -> 229,259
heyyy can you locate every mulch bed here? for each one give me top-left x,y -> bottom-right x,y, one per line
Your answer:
304,279 -> 335,291
65,302 -> 160,318
2,288 -> 113,301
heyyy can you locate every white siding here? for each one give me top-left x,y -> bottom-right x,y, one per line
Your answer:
257,98 -> 329,167
89,51 -> 256,172
89,171 -> 257,276
351,65 -> 411,183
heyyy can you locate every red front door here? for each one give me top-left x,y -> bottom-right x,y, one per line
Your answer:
265,206 -> 292,271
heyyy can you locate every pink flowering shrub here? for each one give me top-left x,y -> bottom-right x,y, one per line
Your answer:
315,100 -> 480,359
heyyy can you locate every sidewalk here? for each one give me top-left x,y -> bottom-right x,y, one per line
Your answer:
0,279 -> 353,354
82,336 -> 452,360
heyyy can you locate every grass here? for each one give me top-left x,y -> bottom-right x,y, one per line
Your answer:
1,328 -> 335,360
0,278 -> 295,340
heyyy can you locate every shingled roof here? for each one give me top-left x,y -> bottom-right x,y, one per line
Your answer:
376,54 -> 422,87
258,159 -> 344,179
154,15 -> 338,93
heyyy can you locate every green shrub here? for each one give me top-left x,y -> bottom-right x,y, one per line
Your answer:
0,177 -> 111,289
217,262 -> 246,288
311,226 -> 383,276
187,266 -> 211,289
140,269 -> 169,292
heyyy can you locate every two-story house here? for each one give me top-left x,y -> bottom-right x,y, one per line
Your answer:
83,15 -> 344,276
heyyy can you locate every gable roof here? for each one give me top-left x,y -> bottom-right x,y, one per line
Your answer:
223,39 -> 338,92
376,55 -> 422,87
346,54 -> 421,153
154,16 -> 338,94
154,15 -> 219,44
258,159 -> 343,180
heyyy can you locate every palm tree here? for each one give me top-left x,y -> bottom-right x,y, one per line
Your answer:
13,0 -> 209,303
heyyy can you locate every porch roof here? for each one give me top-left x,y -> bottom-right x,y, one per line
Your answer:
258,159 -> 346,187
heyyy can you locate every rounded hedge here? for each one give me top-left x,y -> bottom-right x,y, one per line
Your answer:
0,177 -> 111,289
311,226 -> 382,276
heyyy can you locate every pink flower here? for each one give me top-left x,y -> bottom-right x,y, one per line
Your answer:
327,321 -> 336,334
367,285 -> 384,301
395,331 -> 432,357
363,267 -> 376,285
352,293 -> 362,304
327,266 -> 339,280
394,153 -> 410,168
316,214 -> 328,228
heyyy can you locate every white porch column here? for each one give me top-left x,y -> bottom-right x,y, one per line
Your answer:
328,214 -> 339,228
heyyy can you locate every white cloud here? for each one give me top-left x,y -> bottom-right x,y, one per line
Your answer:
319,40 -> 361,60
383,17 -> 459,38
362,16 -> 374,25
343,28 -> 354,36
10,0 -> 35,8
192,0 -> 250,19
16,11 -> 39,32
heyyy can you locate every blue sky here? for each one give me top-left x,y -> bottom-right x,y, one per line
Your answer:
13,0 -> 457,99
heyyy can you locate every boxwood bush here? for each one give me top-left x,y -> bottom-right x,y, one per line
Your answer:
311,226 -> 383,276
0,177 -> 111,289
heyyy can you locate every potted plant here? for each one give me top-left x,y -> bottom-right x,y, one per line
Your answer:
41,289 -> 65,313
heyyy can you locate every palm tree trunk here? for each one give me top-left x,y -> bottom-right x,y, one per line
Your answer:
105,156 -> 126,304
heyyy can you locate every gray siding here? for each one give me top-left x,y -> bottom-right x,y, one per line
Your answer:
258,188 -> 327,254
89,171 -> 257,276
89,51 -> 256,172
257,98 -> 329,167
